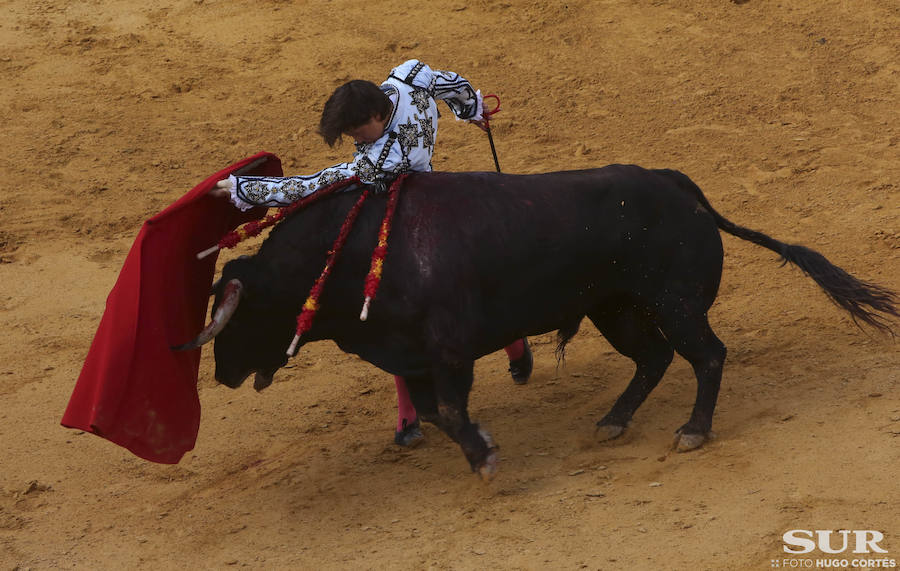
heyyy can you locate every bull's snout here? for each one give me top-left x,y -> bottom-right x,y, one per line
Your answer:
213,369 -> 275,391
253,372 -> 274,391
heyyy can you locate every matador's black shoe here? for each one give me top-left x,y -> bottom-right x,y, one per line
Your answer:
394,418 -> 424,447
508,338 -> 533,385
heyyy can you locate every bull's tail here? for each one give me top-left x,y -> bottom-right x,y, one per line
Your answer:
662,169 -> 898,334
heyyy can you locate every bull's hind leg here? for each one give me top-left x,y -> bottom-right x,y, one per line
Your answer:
587,306 -> 674,441
654,304 -> 727,451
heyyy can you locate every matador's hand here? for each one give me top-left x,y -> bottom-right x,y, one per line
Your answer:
469,118 -> 490,133
208,178 -> 233,199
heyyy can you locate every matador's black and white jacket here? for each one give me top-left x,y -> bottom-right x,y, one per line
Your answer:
226,59 -> 484,211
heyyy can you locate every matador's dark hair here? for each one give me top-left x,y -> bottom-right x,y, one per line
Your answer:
318,80 -> 391,147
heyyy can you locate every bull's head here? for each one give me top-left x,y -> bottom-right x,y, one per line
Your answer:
174,258 -> 294,391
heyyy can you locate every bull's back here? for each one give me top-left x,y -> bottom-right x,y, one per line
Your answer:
397,167 -> 720,276
390,166 -> 723,335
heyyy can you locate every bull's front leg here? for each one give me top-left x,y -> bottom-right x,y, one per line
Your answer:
414,361 -> 498,480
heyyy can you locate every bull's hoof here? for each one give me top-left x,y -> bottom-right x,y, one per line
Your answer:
478,448 -> 499,482
596,423 -> 626,442
475,427 -> 500,481
394,419 -> 425,448
674,432 -> 707,452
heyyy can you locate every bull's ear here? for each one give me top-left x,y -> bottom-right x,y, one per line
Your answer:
219,255 -> 258,298
211,256 -> 254,296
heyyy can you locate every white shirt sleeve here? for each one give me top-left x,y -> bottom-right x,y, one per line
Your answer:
228,163 -> 356,211
228,132 -> 409,211
432,69 -> 483,121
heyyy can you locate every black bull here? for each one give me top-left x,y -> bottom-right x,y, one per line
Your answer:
180,165 -> 897,479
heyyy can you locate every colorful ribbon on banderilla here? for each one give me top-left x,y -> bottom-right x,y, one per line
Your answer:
264,174 -> 407,356
360,174 -> 403,322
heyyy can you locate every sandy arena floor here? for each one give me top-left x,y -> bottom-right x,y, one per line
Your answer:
1,1 -> 898,569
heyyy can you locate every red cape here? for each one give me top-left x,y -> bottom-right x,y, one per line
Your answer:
61,152 -> 283,463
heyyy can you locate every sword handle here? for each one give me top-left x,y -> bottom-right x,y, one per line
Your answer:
483,94 -> 501,118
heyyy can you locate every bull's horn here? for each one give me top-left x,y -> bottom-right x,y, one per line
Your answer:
172,279 -> 243,350
210,257 -> 249,295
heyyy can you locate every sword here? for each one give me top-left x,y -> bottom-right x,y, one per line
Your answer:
481,94 -> 502,173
